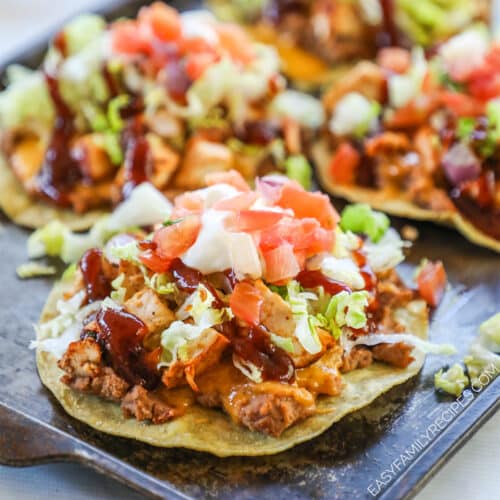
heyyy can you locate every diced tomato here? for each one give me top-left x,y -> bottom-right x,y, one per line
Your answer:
377,47 -> 411,74
153,215 -> 201,260
139,250 -> 171,274
215,24 -> 255,65
112,20 -> 152,55
259,217 -> 334,257
185,52 -> 219,80
180,36 -> 215,55
276,183 -> 339,229
437,91 -> 485,117
172,192 -> 204,218
227,210 -> 285,232
464,44 -> 500,100
205,169 -> 250,191
262,243 -> 301,284
213,192 -> 258,211
329,142 -> 360,185
416,260 -> 447,307
229,281 -> 263,325
139,2 -> 181,42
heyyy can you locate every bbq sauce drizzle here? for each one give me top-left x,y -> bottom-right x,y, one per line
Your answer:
36,74 -> 81,206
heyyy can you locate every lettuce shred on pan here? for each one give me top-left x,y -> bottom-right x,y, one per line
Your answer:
434,363 -> 469,396
340,203 -> 390,243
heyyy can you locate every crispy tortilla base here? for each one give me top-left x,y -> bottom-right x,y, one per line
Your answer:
36,280 -> 428,457
0,153 -> 105,230
313,141 -> 500,253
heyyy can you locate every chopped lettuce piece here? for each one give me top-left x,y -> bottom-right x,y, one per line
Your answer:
63,14 -> 107,56
110,273 -> 126,303
345,331 -> 457,355
269,90 -> 325,129
62,263 -> 77,281
340,204 -> 390,243
0,68 -> 54,130
363,227 -> 407,272
286,281 -> 322,354
284,155 -> 312,190
329,92 -> 379,137
434,363 -> 469,397
233,356 -> 263,383
270,333 -> 295,354
159,321 -> 205,367
107,94 -> 130,132
176,284 -> 233,328
146,273 -> 178,295
108,241 -> 140,263
16,262 -> 57,279
325,291 -> 369,330
387,47 -> 427,108
479,312 -> 500,351
464,343 -> 500,387
28,221 -> 67,259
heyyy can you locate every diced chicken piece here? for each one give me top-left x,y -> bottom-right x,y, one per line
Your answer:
162,328 -> 230,391
296,345 -> 343,396
58,338 -> 102,378
146,133 -> 180,189
365,132 -> 411,156
255,281 -> 334,368
69,181 -> 113,213
71,134 -> 115,181
10,136 -> 45,182
58,338 -> 130,402
372,342 -> 415,368
173,137 -> 234,190
124,288 -> 175,333
322,61 -> 385,113
223,382 -> 316,437
340,346 -> 373,373
121,385 -> 177,424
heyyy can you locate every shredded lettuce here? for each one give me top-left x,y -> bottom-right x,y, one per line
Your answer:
62,14 -> 107,56
270,333 -> 295,354
176,284 -> 233,328
145,273 -> 178,296
319,256 -> 365,290
158,321 -> 205,367
233,356 -> 264,383
0,68 -> 54,130
345,332 -> 457,355
33,290 -> 102,358
269,90 -> 325,129
16,262 -> 56,279
329,92 -> 379,137
479,312 -> 500,351
363,227 -> 407,272
325,291 -> 369,331
62,263 -> 77,281
110,273 -> 126,303
387,47 -> 427,108
286,281 -> 322,354
27,184 -> 170,264
107,241 -> 140,263
284,155 -> 312,190
434,363 -> 469,397
340,204 -> 390,243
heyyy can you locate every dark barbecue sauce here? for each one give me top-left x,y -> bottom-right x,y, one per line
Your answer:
378,0 -> 400,48
36,74 -> 81,206
96,307 -> 160,389
296,270 -> 352,295
102,65 -> 120,98
53,31 -> 67,58
79,249 -> 112,303
170,259 -> 224,308
232,325 -> 295,383
121,117 -> 152,199
451,171 -> 500,240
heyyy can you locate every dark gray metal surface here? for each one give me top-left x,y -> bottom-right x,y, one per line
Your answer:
0,1 -> 499,498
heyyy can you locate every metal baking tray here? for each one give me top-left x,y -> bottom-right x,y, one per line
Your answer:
0,1 -> 499,498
